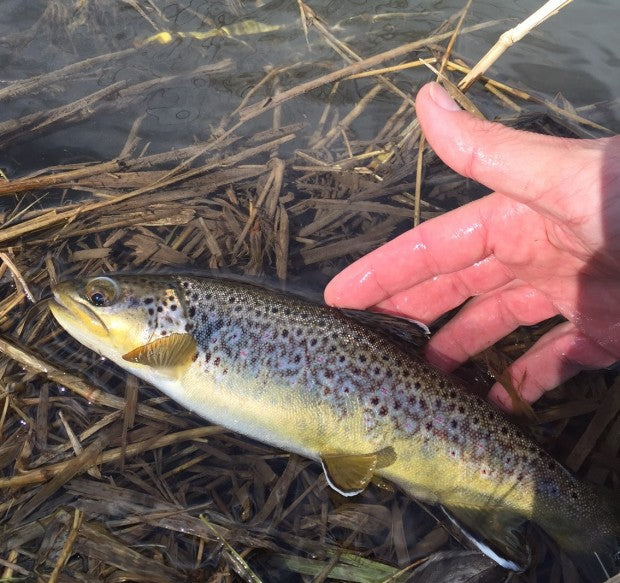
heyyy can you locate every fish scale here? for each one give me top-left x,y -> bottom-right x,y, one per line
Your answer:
49,274 -> 619,579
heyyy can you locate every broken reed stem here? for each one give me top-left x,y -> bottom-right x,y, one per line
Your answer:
413,138 -> 424,227
48,509 -> 83,583
238,21 -> 497,122
0,133 -> 295,246
459,0 -> 575,92
0,160 -> 126,197
0,426 -> 224,489
300,0 -> 413,105
414,0 -> 473,226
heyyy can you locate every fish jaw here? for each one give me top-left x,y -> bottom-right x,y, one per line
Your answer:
50,282 -> 118,359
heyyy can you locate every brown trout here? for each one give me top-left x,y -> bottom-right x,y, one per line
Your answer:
49,274 -> 618,576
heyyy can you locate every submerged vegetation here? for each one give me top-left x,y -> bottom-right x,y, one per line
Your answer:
0,1 -> 617,581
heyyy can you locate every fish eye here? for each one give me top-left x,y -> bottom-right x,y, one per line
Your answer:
84,277 -> 120,307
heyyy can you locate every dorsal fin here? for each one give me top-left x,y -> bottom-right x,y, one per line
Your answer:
122,333 -> 197,369
339,309 -> 430,349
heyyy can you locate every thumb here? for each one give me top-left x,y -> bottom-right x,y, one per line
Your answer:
415,82 -> 607,225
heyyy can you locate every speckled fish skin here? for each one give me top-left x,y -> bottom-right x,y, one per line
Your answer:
50,274 -> 618,570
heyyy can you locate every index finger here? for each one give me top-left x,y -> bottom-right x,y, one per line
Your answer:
324,194 -> 500,308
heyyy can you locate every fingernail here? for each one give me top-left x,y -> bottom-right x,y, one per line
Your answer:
428,82 -> 461,112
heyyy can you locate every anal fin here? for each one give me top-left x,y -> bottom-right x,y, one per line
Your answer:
441,505 -> 530,572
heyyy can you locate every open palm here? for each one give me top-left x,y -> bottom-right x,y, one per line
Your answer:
325,82 -> 620,409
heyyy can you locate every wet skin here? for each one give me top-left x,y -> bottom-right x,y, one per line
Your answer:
325,82 -> 620,410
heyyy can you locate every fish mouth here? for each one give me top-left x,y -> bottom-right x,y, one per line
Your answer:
50,284 -> 109,336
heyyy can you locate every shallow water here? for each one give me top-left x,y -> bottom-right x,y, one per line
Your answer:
0,0 -> 617,177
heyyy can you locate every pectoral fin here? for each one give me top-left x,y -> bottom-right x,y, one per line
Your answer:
321,447 -> 396,497
442,505 -> 530,572
123,333 -> 197,369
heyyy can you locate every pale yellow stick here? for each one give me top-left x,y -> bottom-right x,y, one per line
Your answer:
459,0 -> 574,92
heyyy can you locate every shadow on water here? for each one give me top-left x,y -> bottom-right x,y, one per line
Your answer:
0,1 -> 617,581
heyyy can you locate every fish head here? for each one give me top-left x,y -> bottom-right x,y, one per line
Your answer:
50,275 -> 190,364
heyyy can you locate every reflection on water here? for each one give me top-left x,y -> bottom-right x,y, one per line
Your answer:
0,1 -> 617,581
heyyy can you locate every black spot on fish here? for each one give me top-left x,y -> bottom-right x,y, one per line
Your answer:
359,355 -> 367,363
386,370 -> 393,378
228,296 -> 236,303
310,338 -> 318,347
501,426 -> 509,435
188,306 -> 196,318
293,354 -> 301,364
414,381 -> 421,390
382,354 -> 390,361
296,328 -> 303,336
162,300 -> 168,307
284,308 -> 291,316
373,367 -> 381,375
449,390 -> 457,399
435,398 -> 442,408
282,329 -> 289,337
161,330 -> 167,335
271,306 -> 279,314
144,297 -> 154,305
234,305 -> 242,313
408,395 -> 416,405
168,295 -> 174,302
450,419 -> 458,429
394,400 -> 401,410
425,421 -> 433,431
547,461 -> 555,470
457,405 -> 465,414
157,306 -> 163,313
192,352 -> 199,362
419,398 -> 427,410
324,370 -> 334,379
379,406 -> 388,416
148,308 -> 154,316
184,323 -> 193,332
214,357 -> 221,366
191,293 -> 198,302
182,281 -> 189,288
472,417 -> 479,425
371,397 -> 379,405
323,387 -> 331,395
170,304 -> 177,311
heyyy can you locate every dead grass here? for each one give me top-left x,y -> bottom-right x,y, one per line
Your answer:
0,1 -> 616,582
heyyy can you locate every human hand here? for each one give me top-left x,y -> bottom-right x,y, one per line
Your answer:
325,82 -> 620,410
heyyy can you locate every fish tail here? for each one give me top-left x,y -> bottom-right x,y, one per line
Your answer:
543,512 -> 619,581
